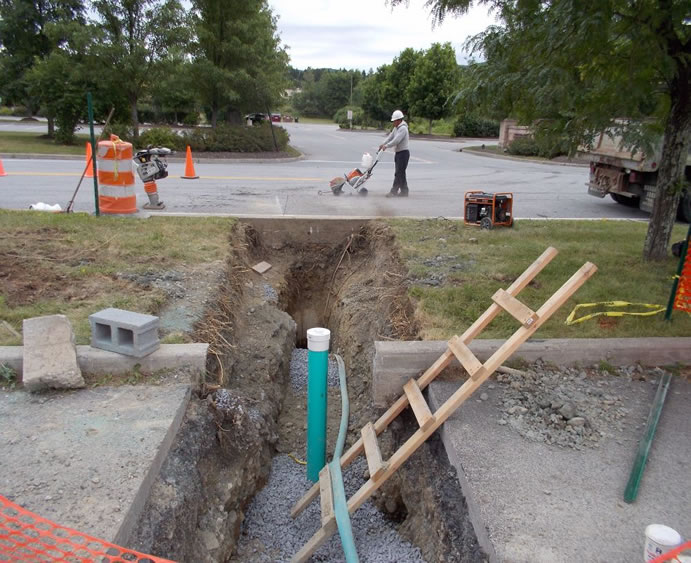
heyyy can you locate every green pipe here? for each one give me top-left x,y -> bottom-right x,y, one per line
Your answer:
306,328 -> 330,482
329,354 -> 359,562
624,372 -> 672,503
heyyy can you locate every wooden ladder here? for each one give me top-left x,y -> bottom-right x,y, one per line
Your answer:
290,247 -> 597,562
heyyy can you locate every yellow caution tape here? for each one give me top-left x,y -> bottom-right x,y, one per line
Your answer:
288,453 -> 307,465
565,301 -> 665,325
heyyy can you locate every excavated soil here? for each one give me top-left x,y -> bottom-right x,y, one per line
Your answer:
125,220 -> 483,562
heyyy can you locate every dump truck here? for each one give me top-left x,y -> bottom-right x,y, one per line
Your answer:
584,129 -> 691,222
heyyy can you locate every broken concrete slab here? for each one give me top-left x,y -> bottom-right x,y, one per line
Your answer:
22,315 -> 85,392
427,377 -> 691,562
0,383 -> 191,546
372,338 -> 691,406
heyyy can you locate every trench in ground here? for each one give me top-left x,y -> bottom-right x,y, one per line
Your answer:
128,219 -> 484,562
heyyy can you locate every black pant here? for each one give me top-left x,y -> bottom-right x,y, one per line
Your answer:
391,149 -> 410,194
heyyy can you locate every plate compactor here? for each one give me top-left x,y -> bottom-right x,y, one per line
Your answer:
464,191 -> 514,229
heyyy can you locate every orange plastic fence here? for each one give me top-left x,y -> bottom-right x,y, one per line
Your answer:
0,495 -> 175,563
673,244 -> 691,313
650,541 -> 691,562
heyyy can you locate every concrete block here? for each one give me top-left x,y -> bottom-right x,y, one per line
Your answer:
22,315 -> 85,392
89,308 -> 160,358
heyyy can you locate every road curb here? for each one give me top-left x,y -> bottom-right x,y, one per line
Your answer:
461,147 -> 590,167
0,343 -> 208,379
1,151 -> 305,165
372,337 -> 691,406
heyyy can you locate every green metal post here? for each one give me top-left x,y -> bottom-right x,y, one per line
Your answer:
306,327 -> 330,482
87,92 -> 99,216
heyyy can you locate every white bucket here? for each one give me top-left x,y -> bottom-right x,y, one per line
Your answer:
644,524 -> 682,561
306,327 -> 330,352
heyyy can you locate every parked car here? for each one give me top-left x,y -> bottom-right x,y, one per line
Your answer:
270,113 -> 281,122
244,113 -> 267,125
282,114 -> 294,123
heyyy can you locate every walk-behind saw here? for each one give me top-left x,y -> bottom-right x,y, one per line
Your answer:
325,149 -> 382,196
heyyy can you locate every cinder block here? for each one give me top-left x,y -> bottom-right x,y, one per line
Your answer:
89,308 -> 160,358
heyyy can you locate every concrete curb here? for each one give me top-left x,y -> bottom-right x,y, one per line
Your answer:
461,147 -> 589,167
3,151 -> 305,165
0,343 -> 208,378
372,338 -> 691,406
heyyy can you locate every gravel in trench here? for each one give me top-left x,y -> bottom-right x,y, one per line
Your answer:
232,349 -> 424,562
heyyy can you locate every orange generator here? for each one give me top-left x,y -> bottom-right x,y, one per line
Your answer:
464,191 -> 514,229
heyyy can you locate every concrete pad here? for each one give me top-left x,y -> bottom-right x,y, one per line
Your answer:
373,338 -> 691,406
428,378 -> 691,562
0,384 -> 191,546
0,343 -> 208,380
22,315 -> 84,392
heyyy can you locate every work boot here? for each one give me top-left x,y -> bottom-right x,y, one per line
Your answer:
398,191 -> 409,197
385,191 -> 397,198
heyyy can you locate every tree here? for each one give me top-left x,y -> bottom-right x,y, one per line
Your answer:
360,68 -> 392,125
383,47 -> 422,117
393,0 -> 690,260
406,42 -> 459,133
0,0 -> 86,132
90,0 -> 189,139
190,0 -> 288,127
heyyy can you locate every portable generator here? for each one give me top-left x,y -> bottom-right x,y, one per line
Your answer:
464,191 -> 514,229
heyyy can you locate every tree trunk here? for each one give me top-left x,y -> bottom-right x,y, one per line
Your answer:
211,105 -> 218,129
429,118 -> 433,135
130,95 -> 139,140
643,69 -> 691,261
47,116 -> 55,138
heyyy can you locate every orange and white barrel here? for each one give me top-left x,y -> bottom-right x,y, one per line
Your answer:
97,134 -> 136,214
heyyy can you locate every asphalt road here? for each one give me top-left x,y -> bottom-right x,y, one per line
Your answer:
0,120 -> 650,220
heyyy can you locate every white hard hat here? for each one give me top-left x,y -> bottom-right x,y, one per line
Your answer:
391,110 -> 404,121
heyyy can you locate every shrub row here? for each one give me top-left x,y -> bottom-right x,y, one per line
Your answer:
104,123 -> 290,152
507,134 -> 569,159
453,115 -> 500,138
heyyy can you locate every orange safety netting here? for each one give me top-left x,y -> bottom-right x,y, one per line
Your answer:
673,242 -> 691,313
0,495 -> 175,563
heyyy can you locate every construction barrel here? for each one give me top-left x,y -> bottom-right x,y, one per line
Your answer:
97,134 -> 137,214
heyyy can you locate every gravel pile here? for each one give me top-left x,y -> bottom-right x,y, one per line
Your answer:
233,455 -> 424,562
289,348 -> 339,392
262,283 -> 278,303
490,361 -> 668,449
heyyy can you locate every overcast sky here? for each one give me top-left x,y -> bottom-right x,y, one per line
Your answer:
267,0 -> 499,71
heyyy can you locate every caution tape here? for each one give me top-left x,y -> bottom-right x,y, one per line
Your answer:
565,301 -> 665,325
288,452 -> 307,465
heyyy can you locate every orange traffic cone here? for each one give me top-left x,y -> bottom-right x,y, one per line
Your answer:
0,156 -> 6,177
84,142 -> 94,178
181,145 -> 199,179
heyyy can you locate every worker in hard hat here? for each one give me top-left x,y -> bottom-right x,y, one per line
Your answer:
379,110 -> 410,198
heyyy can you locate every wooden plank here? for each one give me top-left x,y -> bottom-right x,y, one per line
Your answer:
290,247 -> 559,519
362,422 -> 386,481
492,288 -> 538,327
403,379 -> 434,431
318,465 -> 333,526
251,260 -> 272,274
448,336 -> 486,380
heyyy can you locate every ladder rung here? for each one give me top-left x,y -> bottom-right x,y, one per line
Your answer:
492,288 -> 539,327
448,336 -> 486,380
403,379 -> 434,431
361,422 -> 386,481
318,465 -> 333,526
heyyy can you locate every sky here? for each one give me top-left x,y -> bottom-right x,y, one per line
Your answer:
267,0 -> 499,71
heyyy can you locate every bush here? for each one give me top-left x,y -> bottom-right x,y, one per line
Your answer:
11,105 -> 29,117
179,122 -> 290,153
334,106 -> 367,129
533,130 -> 570,159
0,106 -> 13,116
453,115 -> 500,138
507,136 -> 540,156
137,127 -> 183,150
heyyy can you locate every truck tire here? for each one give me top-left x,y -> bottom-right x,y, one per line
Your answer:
610,193 -> 640,207
677,188 -> 691,223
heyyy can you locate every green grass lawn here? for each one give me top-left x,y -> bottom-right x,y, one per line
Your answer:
0,131 -> 91,155
390,218 -> 691,340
